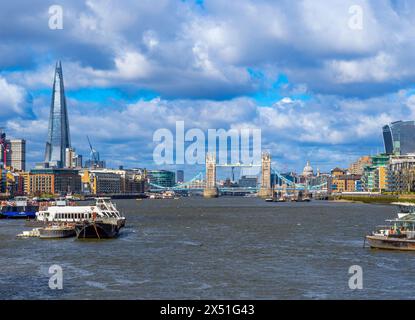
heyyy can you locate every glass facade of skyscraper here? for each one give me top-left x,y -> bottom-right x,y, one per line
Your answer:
147,170 -> 176,188
383,121 -> 415,155
44,61 -> 71,168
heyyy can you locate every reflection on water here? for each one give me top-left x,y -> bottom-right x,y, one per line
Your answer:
1,197 -> 415,300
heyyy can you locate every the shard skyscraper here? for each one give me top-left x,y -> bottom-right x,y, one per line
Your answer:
44,61 -> 71,168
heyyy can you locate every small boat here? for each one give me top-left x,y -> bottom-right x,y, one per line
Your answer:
244,193 -> 258,198
366,203 -> 415,251
16,228 -> 41,238
265,198 -> 274,202
162,191 -> 175,199
38,224 -> 76,239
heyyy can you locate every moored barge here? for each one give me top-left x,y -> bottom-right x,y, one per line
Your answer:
38,224 -> 76,239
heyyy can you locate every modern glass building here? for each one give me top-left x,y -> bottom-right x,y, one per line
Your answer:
176,170 -> 184,183
147,170 -> 176,188
44,61 -> 71,168
238,175 -> 258,188
383,121 -> 415,155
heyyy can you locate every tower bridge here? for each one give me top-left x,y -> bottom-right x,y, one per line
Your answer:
148,152 -> 328,197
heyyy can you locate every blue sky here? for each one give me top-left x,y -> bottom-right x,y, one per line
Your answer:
1,0 -> 415,178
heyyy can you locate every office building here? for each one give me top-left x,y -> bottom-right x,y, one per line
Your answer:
65,147 -> 82,168
239,175 -> 258,188
24,168 -> 81,195
361,154 -> 389,191
118,169 -> 147,193
349,156 -> 371,175
9,139 -> 26,171
84,159 -> 106,169
81,169 -> 121,194
1,139 -> 26,171
0,130 -> 26,171
387,154 -> 415,192
383,121 -> 415,155
176,170 -> 184,184
147,170 -> 175,188
331,174 -> 362,193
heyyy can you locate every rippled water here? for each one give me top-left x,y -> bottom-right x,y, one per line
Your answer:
1,197 -> 414,300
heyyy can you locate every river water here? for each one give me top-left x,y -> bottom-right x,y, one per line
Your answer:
0,197 -> 414,300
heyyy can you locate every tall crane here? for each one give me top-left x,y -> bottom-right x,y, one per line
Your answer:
86,135 -> 103,169
87,135 -> 99,162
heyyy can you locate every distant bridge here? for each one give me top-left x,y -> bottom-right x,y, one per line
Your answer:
148,159 -> 328,194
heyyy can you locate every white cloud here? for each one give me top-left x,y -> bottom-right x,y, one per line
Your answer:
0,77 -> 33,118
114,51 -> 152,79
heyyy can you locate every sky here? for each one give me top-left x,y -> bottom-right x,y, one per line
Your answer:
1,0 -> 415,179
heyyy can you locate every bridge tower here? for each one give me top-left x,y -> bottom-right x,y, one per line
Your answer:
258,151 -> 273,198
203,152 -> 219,198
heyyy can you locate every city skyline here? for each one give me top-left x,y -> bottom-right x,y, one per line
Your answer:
2,1 -> 415,173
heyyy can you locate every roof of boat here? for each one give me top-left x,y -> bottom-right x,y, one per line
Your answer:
391,202 -> 415,206
39,206 -> 94,213
386,213 -> 415,222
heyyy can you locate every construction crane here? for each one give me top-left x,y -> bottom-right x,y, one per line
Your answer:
87,135 -> 99,163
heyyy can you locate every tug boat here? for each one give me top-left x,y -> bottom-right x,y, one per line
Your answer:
0,197 -> 39,219
366,203 -> 415,251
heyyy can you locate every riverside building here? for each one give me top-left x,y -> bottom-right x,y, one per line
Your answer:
387,154 -> 415,193
23,168 -> 81,195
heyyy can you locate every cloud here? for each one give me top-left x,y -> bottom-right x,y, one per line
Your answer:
4,88 -> 410,175
3,0 -> 415,99
0,77 -> 34,119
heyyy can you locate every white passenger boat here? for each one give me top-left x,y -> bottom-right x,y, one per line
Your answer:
36,198 -> 125,227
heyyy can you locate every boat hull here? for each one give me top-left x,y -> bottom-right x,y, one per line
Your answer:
75,222 -> 122,239
39,228 -> 76,239
1,211 -> 36,219
366,235 -> 415,251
